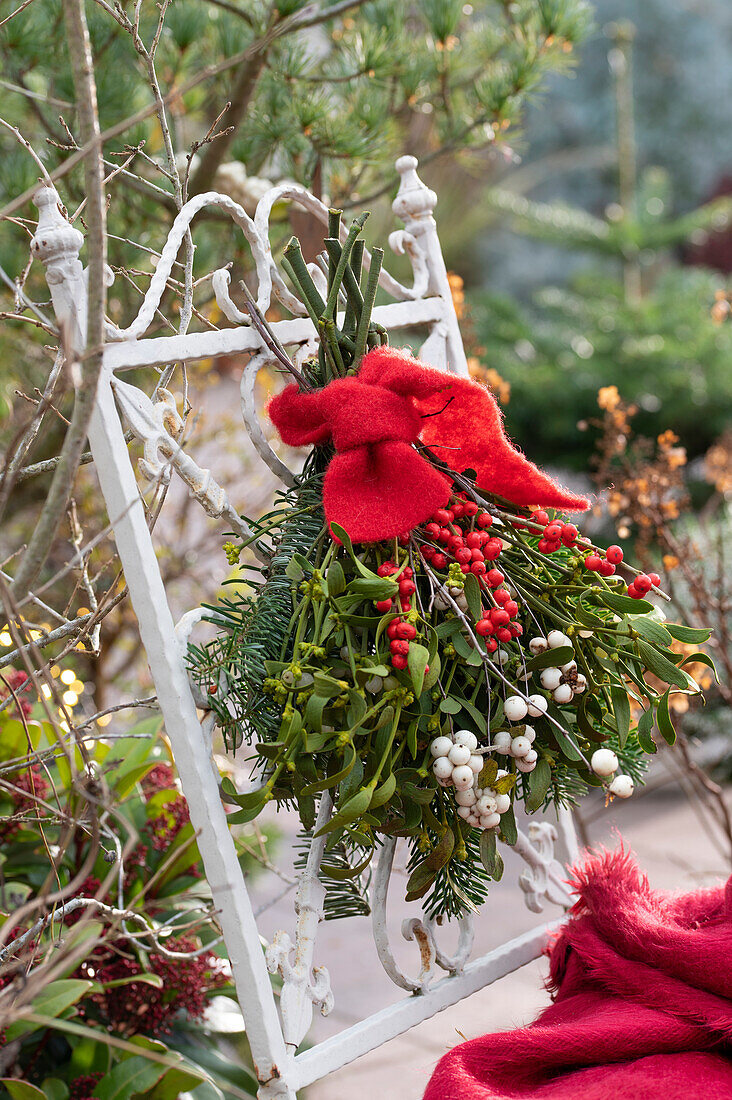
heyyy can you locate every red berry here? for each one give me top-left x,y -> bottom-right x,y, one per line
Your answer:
635,574 -> 653,594
433,509 -> 452,525
476,512 -> 493,529
627,583 -> 641,599
387,621 -> 402,639
598,560 -> 616,577
451,503 -> 465,519
377,562 -> 395,577
437,527 -> 452,544
509,622 -> 523,637
390,639 -> 409,656
460,564 -> 470,574
544,523 -> 563,541
505,600 -> 519,617
490,608 -> 510,626
425,522 -> 441,539
561,524 -> 578,546
463,501 -> 479,517
475,619 -> 493,637
398,533 -> 410,545
449,534 -> 465,549
391,654 -> 408,669
493,588 -> 510,605
403,566 -> 413,578
538,538 -> 556,554
432,553 -> 447,569
470,547 -> 484,562
486,568 -> 504,588
485,637 -> 498,653
606,545 -> 624,566
399,579 -> 416,596
466,532 -> 482,549
400,598 -> 411,611
584,554 -> 602,571
496,627 -> 512,643
532,510 -> 550,527
456,548 -> 472,565
649,572 -> 662,587
375,598 -> 393,613
484,538 -> 503,561
470,561 -> 487,575
396,622 -> 417,640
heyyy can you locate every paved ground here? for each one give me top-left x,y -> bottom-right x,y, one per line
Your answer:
249,779 -> 730,1100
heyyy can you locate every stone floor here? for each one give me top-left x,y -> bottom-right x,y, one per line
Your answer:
249,780 -> 730,1099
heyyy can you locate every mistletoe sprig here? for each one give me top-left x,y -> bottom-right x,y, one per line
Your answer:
189,213 -> 713,921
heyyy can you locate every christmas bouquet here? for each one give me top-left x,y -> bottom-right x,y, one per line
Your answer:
190,214 -> 711,920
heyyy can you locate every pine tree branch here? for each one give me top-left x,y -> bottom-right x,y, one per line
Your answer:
11,0 -> 107,602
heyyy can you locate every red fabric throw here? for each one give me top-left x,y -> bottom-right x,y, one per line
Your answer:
268,347 -> 588,543
424,849 -> 732,1100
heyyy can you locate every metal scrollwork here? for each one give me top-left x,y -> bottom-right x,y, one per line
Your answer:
513,822 -> 575,913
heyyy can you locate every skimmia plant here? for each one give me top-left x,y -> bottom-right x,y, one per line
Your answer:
189,213 -> 712,922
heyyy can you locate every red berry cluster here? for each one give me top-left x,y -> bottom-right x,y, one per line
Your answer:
374,560 -> 421,669
528,510 -> 580,556
627,571 -> 661,599
420,498 -> 501,577
0,668 -> 33,719
583,542 -> 622,577
70,1074 -> 102,1100
474,588 -> 523,652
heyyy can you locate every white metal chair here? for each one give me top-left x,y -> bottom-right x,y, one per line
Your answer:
31,155 -> 579,1099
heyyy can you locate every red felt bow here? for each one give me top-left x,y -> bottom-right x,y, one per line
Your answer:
268,347 -> 588,544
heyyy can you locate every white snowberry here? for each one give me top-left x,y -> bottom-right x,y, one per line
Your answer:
477,794 -> 497,813
452,765 -> 475,790
578,629 -> 594,639
492,730 -> 512,753
523,748 -> 538,764
540,668 -> 563,690
527,694 -> 549,717
468,754 -> 484,774
430,736 -> 453,758
455,788 -> 477,806
448,744 -> 471,767
573,675 -> 587,694
481,811 -> 501,829
591,748 -> 619,777
504,696 -> 528,722
523,724 -> 536,743
609,773 -> 634,798
529,636 -> 548,655
547,629 -> 571,649
510,735 -> 531,758
457,805 -> 473,819
516,756 -> 537,773
433,756 -> 453,780
454,730 -> 478,751
495,793 -> 511,814
552,683 -> 574,704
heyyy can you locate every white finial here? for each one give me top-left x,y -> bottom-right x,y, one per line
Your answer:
392,155 -> 437,227
31,184 -> 87,351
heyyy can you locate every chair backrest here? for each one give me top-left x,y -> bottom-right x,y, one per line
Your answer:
30,156 -> 579,1099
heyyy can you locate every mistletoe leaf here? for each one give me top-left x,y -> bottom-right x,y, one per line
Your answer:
326,560 -> 346,596
636,639 -> 695,691
611,683 -> 631,749
499,804 -> 518,845
636,706 -> 657,754
524,645 -> 574,671
408,643 -> 430,697
463,573 -> 482,620
632,617 -> 673,647
595,591 -> 654,614
478,828 -> 497,875
656,689 -> 676,746
525,757 -> 552,812
666,624 -> 713,644
680,651 -> 719,683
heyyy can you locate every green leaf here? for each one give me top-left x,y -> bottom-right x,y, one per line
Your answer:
632,618 -> 673,647
95,1056 -> 169,1100
6,979 -> 92,1041
524,645 -> 574,671
596,591 -> 654,614
425,827 -> 455,872
2,1081 -> 47,1099
39,1082 -> 69,1100
407,643 -> 430,697
463,573 -> 482,620
438,696 -> 462,714
315,785 -> 372,835
370,772 -> 397,808
611,684 -> 631,749
491,851 -> 505,882
636,639 -> 695,691
656,689 -> 676,746
348,577 -> 398,601
680,651 -> 719,683
301,743 -> 356,797
478,757 -> 498,788
285,557 -> 304,581
636,706 -> 657,754
405,859 -> 437,900
499,804 -> 518,845
478,828 -> 497,874
525,758 -> 552,813
493,772 -> 517,795
665,624 -> 713,644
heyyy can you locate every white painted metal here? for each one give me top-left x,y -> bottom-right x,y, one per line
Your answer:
29,157 -> 579,1099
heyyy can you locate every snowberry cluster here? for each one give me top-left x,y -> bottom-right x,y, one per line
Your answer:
492,724 -> 538,773
430,729 -> 511,830
590,748 -> 635,799
421,499 -> 502,577
430,729 -> 484,790
529,630 -> 587,703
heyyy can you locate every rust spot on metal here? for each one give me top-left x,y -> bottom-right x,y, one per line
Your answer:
412,925 -> 433,971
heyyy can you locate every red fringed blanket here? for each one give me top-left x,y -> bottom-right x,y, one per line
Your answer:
424,849 -> 732,1100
